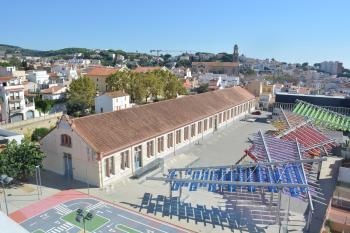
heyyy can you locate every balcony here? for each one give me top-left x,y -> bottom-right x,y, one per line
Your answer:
8,96 -> 23,102
9,105 -> 24,113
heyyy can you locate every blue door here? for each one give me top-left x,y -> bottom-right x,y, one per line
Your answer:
63,153 -> 73,179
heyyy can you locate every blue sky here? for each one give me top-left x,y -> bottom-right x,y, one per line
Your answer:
2,0 -> 350,67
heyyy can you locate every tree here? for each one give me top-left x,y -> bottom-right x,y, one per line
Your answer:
31,128 -> 50,141
66,76 -> 96,115
162,71 -> 186,99
35,96 -> 55,114
196,83 -> 209,93
0,140 -> 45,180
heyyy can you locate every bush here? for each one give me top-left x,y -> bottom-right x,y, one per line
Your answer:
31,128 -> 50,141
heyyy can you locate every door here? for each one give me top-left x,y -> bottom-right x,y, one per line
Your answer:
63,153 -> 73,179
134,146 -> 142,169
214,116 -> 218,131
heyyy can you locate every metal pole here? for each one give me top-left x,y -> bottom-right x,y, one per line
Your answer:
169,182 -> 172,198
277,189 -> 281,228
179,172 -> 182,198
1,182 -> 8,215
83,217 -> 86,233
86,167 -> 90,195
38,167 -> 42,195
35,167 -> 40,200
286,195 -> 290,231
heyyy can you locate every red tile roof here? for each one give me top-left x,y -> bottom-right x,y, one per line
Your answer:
103,91 -> 128,98
0,76 -> 13,82
86,67 -> 119,76
41,86 -> 66,94
133,66 -> 161,73
68,86 -> 255,157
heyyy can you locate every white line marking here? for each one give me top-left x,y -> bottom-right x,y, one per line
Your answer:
118,214 -> 168,233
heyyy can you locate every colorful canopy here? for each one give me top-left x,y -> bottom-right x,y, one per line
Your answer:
293,101 -> 350,132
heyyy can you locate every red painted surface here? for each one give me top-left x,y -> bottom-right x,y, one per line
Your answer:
10,190 -> 88,223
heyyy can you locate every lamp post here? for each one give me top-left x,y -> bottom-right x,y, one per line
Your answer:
0,174 -> 14,215
75,208 -> 94,233
35,166 -> 42,199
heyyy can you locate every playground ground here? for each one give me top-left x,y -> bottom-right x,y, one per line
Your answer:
10,190 -> 192,233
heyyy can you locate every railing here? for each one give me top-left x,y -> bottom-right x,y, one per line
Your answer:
274,102 -> 350,116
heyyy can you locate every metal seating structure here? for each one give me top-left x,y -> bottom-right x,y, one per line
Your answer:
271,108 -> 339,156
293,100 -> 350,132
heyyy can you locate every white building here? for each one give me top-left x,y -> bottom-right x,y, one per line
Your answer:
0,129 -> 24,144
95,91 -> 130,113
199,73 -> 240,87
0,76 -> 36,123
26,70 -> 50,86
0,67 -> 26,82
41,87 -> 256,187
320,61 -> 343,75
41,86 -> 67,100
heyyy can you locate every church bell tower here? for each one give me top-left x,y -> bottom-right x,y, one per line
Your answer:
233,44 -> 239,63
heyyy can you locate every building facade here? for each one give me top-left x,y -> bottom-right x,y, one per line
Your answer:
0,76 -> 36,123
41,87 -> 256,187
26,70 -> 50,86
192,45 -> 240,75
95,91 -> 130,113
85,67 -> 120,93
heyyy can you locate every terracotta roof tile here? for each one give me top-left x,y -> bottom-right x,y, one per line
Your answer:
86,67 -> 119,76
41,86 -> 66,94
192,62 -> 239,67
133,66 -> 161,73
103,91 -> 128,98
70,86 -> 255,157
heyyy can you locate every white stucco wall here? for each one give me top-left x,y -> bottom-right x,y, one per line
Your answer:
41,119 -> 101,186
42,99 -> 255,187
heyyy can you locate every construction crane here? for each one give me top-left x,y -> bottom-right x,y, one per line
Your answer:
150,49 -> 197,56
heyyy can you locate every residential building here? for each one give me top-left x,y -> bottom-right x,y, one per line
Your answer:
26,70 -> 50,86
0,76 -> 36,123
246,80 -> 263,96
320,61 -> 343,75
85,67 -> 120,93
133,66 -> 168,73
199,73 -> 240,88
95,91 -> 130,113
0,129 -> 24,145
0,67 -> 26,82
192,45 -> 240,75
40,86 -> 67,100
41,87 -> 256,187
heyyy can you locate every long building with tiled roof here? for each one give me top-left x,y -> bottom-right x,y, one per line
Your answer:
41,86 -> 256,187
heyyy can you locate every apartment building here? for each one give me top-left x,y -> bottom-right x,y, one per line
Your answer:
95,91 -> 130,113
41,86 -> 255,187
0,76 -> 36,123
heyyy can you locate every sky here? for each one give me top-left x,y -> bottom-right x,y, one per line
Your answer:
2,0 -> 350,67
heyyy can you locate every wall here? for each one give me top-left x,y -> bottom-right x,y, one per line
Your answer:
41,99 -> 255,188
0,112 -> 63,135
338,167 -> 350,185
95,95 -> 113,113
41,119 -> 101,187
100,99 -> 255,187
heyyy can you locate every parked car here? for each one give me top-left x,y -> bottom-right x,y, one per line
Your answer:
251,111 -> 262,115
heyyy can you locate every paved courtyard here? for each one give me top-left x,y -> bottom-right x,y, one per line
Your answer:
2,113 -> 341,232
11,190 -> 191,233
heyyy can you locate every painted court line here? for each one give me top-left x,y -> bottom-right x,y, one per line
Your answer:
116,224 -> 141,233
118,214 -> 168,233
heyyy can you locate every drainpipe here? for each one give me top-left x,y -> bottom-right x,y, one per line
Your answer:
173,130 -> 176,156
98,154 -> 103,188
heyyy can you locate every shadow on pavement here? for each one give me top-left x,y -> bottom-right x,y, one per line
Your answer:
122,192 -> 270,233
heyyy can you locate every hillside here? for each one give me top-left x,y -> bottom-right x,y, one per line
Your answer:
0,44 -> 93,57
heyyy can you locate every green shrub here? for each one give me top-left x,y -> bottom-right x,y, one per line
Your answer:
31,128 -> 50,141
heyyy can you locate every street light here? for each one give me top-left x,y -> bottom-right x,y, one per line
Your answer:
75,208 -> 94,233
0,174 -> 13,215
